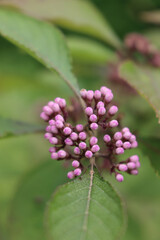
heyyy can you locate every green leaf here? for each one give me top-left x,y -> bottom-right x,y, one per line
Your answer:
119,61 -> 160,123
67,36 -> 117,65
46,169 -> 126,240
0,116 -> 44,139
0,0 -> 121,49
0,36 -> 44,77
0,8 -> 79,96
9,160 -> 68,240
139,137 -> 160,177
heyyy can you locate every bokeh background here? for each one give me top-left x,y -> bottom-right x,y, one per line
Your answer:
0,0 -> 160,240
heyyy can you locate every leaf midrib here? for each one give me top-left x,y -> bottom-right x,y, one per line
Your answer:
80,168 -> 94,240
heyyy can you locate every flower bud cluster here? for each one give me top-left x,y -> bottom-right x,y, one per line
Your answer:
115,155 -> 140,182
40,96 -> 101,179
41,86 -> 140,182
80,87 -> 119,131
113,127 -> 138,154
103,126 -> 139,181
125,33 -> 151,54
124,33 -> 160,67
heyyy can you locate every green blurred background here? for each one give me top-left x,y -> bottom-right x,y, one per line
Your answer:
0,0 -> 160,240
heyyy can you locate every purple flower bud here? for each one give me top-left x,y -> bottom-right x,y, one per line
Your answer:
76,124 -> 84,132
118,164 -> 128,172
65,138 -> 73,146
51,103 -> 60,112
94,90 -> 101,100
49,137 -> 58,145
43,106 -> 53,115
89,114 -> 97,122
98,107 -> 106,116
114,132 -> 122,140
116,173 -> 124,182
72,160 -> 80,168
123,141 -> 131,149
116,140 -> 123,147
80,89 -> 87,98
51,152 -> 58,160
129,134 -> 136,142
130,155 -> 139,162
85,150 -> 93,158
123,131 -> 132,140
108,105 -> 118,115
67,171 -> 75,179
136,161 -> 141,168
58,150 -> 67,159
91,144 -> 100,153
46,126 -> 51,132
79,132 -> 87,140
122,127 -> 130,133
100,86 -> 111,95
74,147 -> 81,155
51,126 -> 57,133
97,101 -> 104,109
55,114 -> 64,122
79,142 -> 87,149
59,98 -> 66,108
74,168 -> 82,176
49,119 -> 55,125
55,120 -> 64,129
40,112 -> 49,121
103,134 -> 111,143
85,107 -> 93,116
48,101 -> 55,108
105,92 -> 113,103
86,90 -> 94,100
131,141 -> 138,148
63,127 -> 72,135
127,162 -> 136,170
50,126 -> 58,134
70,132 -> 78,141
54,97 -> 61,104
44,133 -> 52,139
116,147 -> 124,155
130,169 -> 138,175
90,136 -> 98,146
49,147 -> 56,153
90,123 -> 98,130
109,120 -> 118,128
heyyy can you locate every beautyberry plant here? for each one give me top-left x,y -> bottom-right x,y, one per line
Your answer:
0,2 -> 160,240
41,86 -> 140,182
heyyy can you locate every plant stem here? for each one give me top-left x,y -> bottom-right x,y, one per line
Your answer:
81,157 -> 95,239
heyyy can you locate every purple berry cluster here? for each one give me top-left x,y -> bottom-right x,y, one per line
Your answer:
40,86 -> 140,182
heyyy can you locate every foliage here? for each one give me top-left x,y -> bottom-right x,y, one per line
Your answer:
0,117 -> 44,139
46,170 -> 126,240
119,61 -> 160,122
